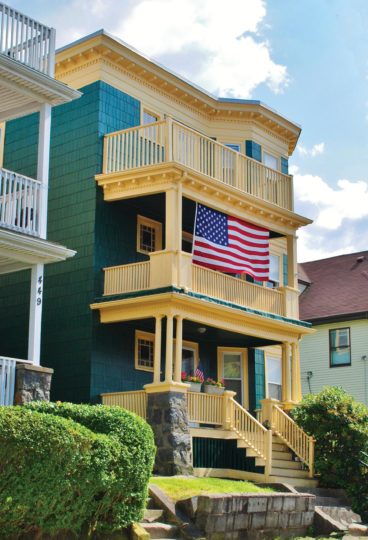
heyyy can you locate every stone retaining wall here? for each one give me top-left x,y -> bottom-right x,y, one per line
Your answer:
179,492 -> 315,539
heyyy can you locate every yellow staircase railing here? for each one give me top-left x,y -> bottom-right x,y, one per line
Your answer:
272,404 -> 314,477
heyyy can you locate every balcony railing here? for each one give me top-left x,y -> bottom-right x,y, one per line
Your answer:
0,168 -> 41,236
0,2 -> 55,76
102,252 -> 293,318
103,118 -> 293,211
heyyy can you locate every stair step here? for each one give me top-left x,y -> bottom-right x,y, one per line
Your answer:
140,523 -> 179,539
269,475 -> 318,488
271,467 -> 310,479
272,450 -> 293,460
142,509 -> 165,523
272,442 -> 289,452
272,459 -> 302,470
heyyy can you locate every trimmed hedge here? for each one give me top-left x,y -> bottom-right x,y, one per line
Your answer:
0,402 -> 155,537
292,386 -> 368,520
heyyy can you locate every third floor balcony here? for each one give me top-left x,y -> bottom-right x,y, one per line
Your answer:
101,118 -> 294,212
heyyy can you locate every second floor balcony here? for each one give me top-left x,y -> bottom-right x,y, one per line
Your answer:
0,167 -> 41,236
101,250 -> 300,322
101,118 -> 294,212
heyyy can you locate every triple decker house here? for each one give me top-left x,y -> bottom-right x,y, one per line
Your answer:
0,29 -> 316,486
0,3 -> 79,405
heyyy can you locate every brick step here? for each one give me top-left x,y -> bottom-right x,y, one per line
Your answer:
140,523 -> 179,539
142,509 -> 165,523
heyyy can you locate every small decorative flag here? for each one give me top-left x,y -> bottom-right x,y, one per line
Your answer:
192,203 -> 269,281
194,366 -> 204,382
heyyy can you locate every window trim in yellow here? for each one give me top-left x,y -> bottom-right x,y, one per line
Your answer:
137,214 -> 163,254
135,330 -> 155,372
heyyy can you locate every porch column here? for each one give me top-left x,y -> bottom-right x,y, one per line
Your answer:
153,315 -> 163,383
286,234 -> 298,289
28,264 -> 44,366
165,314 -> 174,382
291,341 -> 302,403
37,103 -> 52,239
282,342 -> 291,403
174,315 -> 183,383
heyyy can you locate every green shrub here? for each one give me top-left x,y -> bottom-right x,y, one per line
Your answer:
292,386 -> 368,519
0,402 -> 155,537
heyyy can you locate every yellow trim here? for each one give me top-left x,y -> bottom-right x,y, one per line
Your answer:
217,347 -> 249,409
137,214 -> 163,254
135,330 -> 155,372
144,381 -> 189,393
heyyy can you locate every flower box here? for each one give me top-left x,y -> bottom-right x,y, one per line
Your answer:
189,382 -> 202,392
204,385 -> 225,395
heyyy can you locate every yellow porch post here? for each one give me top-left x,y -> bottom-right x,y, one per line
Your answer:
174,315 -> 183,383
291,341 -> 302,403
282,342 -> 291,404
165,189 -> 177,251
286,234 -> 298,289
165,314 -> 174,382
153,315 -> 163,383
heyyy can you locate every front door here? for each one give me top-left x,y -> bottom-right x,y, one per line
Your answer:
218,348 -> 248,408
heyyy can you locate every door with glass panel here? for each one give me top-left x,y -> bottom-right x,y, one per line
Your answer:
218,348 -> 248,408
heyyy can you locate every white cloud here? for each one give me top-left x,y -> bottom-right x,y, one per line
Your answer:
113,0 -> 289,97
292,166 -> 368,261
297,142 -> 325,157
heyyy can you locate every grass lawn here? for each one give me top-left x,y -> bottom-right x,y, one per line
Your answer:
150,476 -> 275,501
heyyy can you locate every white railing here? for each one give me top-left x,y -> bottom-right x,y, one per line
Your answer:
230,397 -> 270,462
103,118 -> 293,211
192,264 -> 284,316
101,390 -> 147,419
0,2 -> 55,75
0,168 -> 41,236
0,356 -> 16,406
187,391 -> 224,425
272,404 -> 314,477
103,261 -> 150,295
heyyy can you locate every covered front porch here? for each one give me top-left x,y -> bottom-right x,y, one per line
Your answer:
92,293 -> 315,486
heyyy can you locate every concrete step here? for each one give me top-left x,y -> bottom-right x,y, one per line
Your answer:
319,506 -> 361,526
315,496 -> 350,507
142,509 -> 165,523
272,450 -> 293,460
271,467 -> 310,479
140,523 -> 179,539
271,458 -> 302,470
269,475 -> 319,488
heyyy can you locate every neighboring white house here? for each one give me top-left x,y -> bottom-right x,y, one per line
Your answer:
0,2 -> 80,404
299,251 -> 368,406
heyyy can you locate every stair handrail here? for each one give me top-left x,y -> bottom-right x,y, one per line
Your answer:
272,404 -> 314,477
229,398 -> 272,469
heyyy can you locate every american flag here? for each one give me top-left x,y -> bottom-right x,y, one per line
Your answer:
194,366 -> 204,382
192,204 -> 270,281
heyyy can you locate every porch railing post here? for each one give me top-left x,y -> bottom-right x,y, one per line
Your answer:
264,428 -> 273,479
222,391 -> 236,430
309,437 -> 315,478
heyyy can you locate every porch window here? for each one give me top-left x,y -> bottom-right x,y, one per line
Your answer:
218,348 -> 248,408
173,339 -> 199,376
330,328 -> 351,367
137,215 -> 162,254
267,254 -> 280,288
143,110 -> 159,124
135,330 -> 154,372
263,151 -> 278,171
267,355 -> 282,400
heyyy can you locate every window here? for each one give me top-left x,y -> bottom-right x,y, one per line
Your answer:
173,340 -> 199,376
135,331 -> 154,371
182,231 -> 193,253
267,355 -> 282,400
330,328 -> 351,367
143,110 -> 159,125
268,254 -> 280,287
137,215 -> 162,254
263,152 -> 278,171
218,348 -> 248,408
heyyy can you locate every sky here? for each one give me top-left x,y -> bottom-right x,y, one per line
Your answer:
11,0 -> 368,262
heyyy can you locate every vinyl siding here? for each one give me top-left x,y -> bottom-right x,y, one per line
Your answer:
300,319 -> 368,405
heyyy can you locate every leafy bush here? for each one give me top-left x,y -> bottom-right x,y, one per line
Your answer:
292,386 -> 368,519
0,402 -> 155,537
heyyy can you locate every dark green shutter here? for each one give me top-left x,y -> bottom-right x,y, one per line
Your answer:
254,349 -> 265,409
283,254 -> 288,286
281,157 -> 289,174
245,140 -> 261,162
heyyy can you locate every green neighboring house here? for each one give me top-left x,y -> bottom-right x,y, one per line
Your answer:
299,251 -> 368,405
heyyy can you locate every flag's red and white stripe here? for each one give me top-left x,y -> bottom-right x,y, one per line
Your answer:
193,211 -> 269,280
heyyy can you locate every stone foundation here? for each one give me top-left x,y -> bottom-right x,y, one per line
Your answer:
179,492 -> 315,540
14,364 -> 53,404
147,391 -> 193,475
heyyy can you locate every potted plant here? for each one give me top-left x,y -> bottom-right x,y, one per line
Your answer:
203,377 -> 225,395
181,371 -> 203,392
